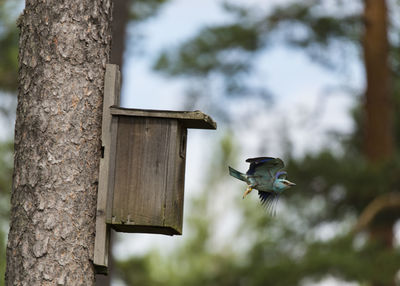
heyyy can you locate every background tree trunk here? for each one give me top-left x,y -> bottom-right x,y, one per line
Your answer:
363,0 -> 395,285
6,1 -> 112,285
363,0 -> 393,162
110,0 -> 130,70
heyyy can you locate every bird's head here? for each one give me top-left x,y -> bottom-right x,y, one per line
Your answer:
273,178 -> 296,192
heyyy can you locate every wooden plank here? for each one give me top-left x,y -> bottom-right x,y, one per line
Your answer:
94,64 -> 120,274
163,125 -> 186,234
109,106 -> 217,130
111,117 -> 181,235
106,115 -> 118,224
111,224 -> 179,235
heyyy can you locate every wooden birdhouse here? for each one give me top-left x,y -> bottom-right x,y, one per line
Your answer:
109,106 -> 215,235
94,64 -> 216,273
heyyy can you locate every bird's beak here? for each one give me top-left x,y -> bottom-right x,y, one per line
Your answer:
288,181 -> 296,187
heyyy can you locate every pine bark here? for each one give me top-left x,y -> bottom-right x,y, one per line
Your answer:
6,1 -> 112,285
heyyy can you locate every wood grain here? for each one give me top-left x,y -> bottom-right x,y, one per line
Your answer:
111,117 -> 184,235
94,64 -> 120,273
110,106 -> 217,130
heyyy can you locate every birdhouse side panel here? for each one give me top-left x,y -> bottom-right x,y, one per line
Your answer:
112,116 -> 176,228
163,126 -> 186,234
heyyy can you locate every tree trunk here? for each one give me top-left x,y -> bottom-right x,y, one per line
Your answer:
6,1 -> 112,285
110,0 -> 130,69
362,0 -> 395,285
363,0 -> 393,162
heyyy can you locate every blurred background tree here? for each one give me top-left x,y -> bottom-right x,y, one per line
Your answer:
0,1 -> 20,284
118,0 -> 400,285
1,0 -> 400,285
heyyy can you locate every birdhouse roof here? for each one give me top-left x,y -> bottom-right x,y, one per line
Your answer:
110,106 -> 217,130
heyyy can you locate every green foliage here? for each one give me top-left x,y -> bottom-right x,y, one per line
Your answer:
115,135 -> 400,286
237,233 -> 400,285
0,140 -> 13,214
0,140 -> 13,286
152,0 -> 367,117
129,0 -> 168,22
0,2 -> 21,284
0,27 -> 18,92
154,23 -> 262,98
267,1 -> 361,44
0,0 -> 21,93
0,229 -> 5,286
154,24 -> 260,78
154,0 -> 363,88
116,254 -> 165,286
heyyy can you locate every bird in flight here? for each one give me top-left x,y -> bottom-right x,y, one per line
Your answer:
229,157 -> 295,214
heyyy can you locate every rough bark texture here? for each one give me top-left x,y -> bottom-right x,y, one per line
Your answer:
363,0 -> 393,162
6,1 -> 112,285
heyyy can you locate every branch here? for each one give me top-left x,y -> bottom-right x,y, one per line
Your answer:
353,192 -> 400,233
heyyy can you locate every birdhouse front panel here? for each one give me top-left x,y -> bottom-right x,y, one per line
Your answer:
111,115 -> 186,235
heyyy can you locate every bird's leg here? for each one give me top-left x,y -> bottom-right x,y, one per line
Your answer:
243,176 -> 257,199
243,186 -> 253,199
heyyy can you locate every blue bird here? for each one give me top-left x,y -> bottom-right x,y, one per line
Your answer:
229,157 -> 295,212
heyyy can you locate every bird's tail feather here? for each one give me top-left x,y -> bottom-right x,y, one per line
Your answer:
229,166 -> 246,182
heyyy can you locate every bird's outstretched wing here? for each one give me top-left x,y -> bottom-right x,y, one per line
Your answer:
246,157 -> 284,180
258,191 -> 279,215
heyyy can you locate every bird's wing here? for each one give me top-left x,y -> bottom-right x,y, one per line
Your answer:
246,157 -> 284,179
245,157 -> 276,164
258,191 -> 279,215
